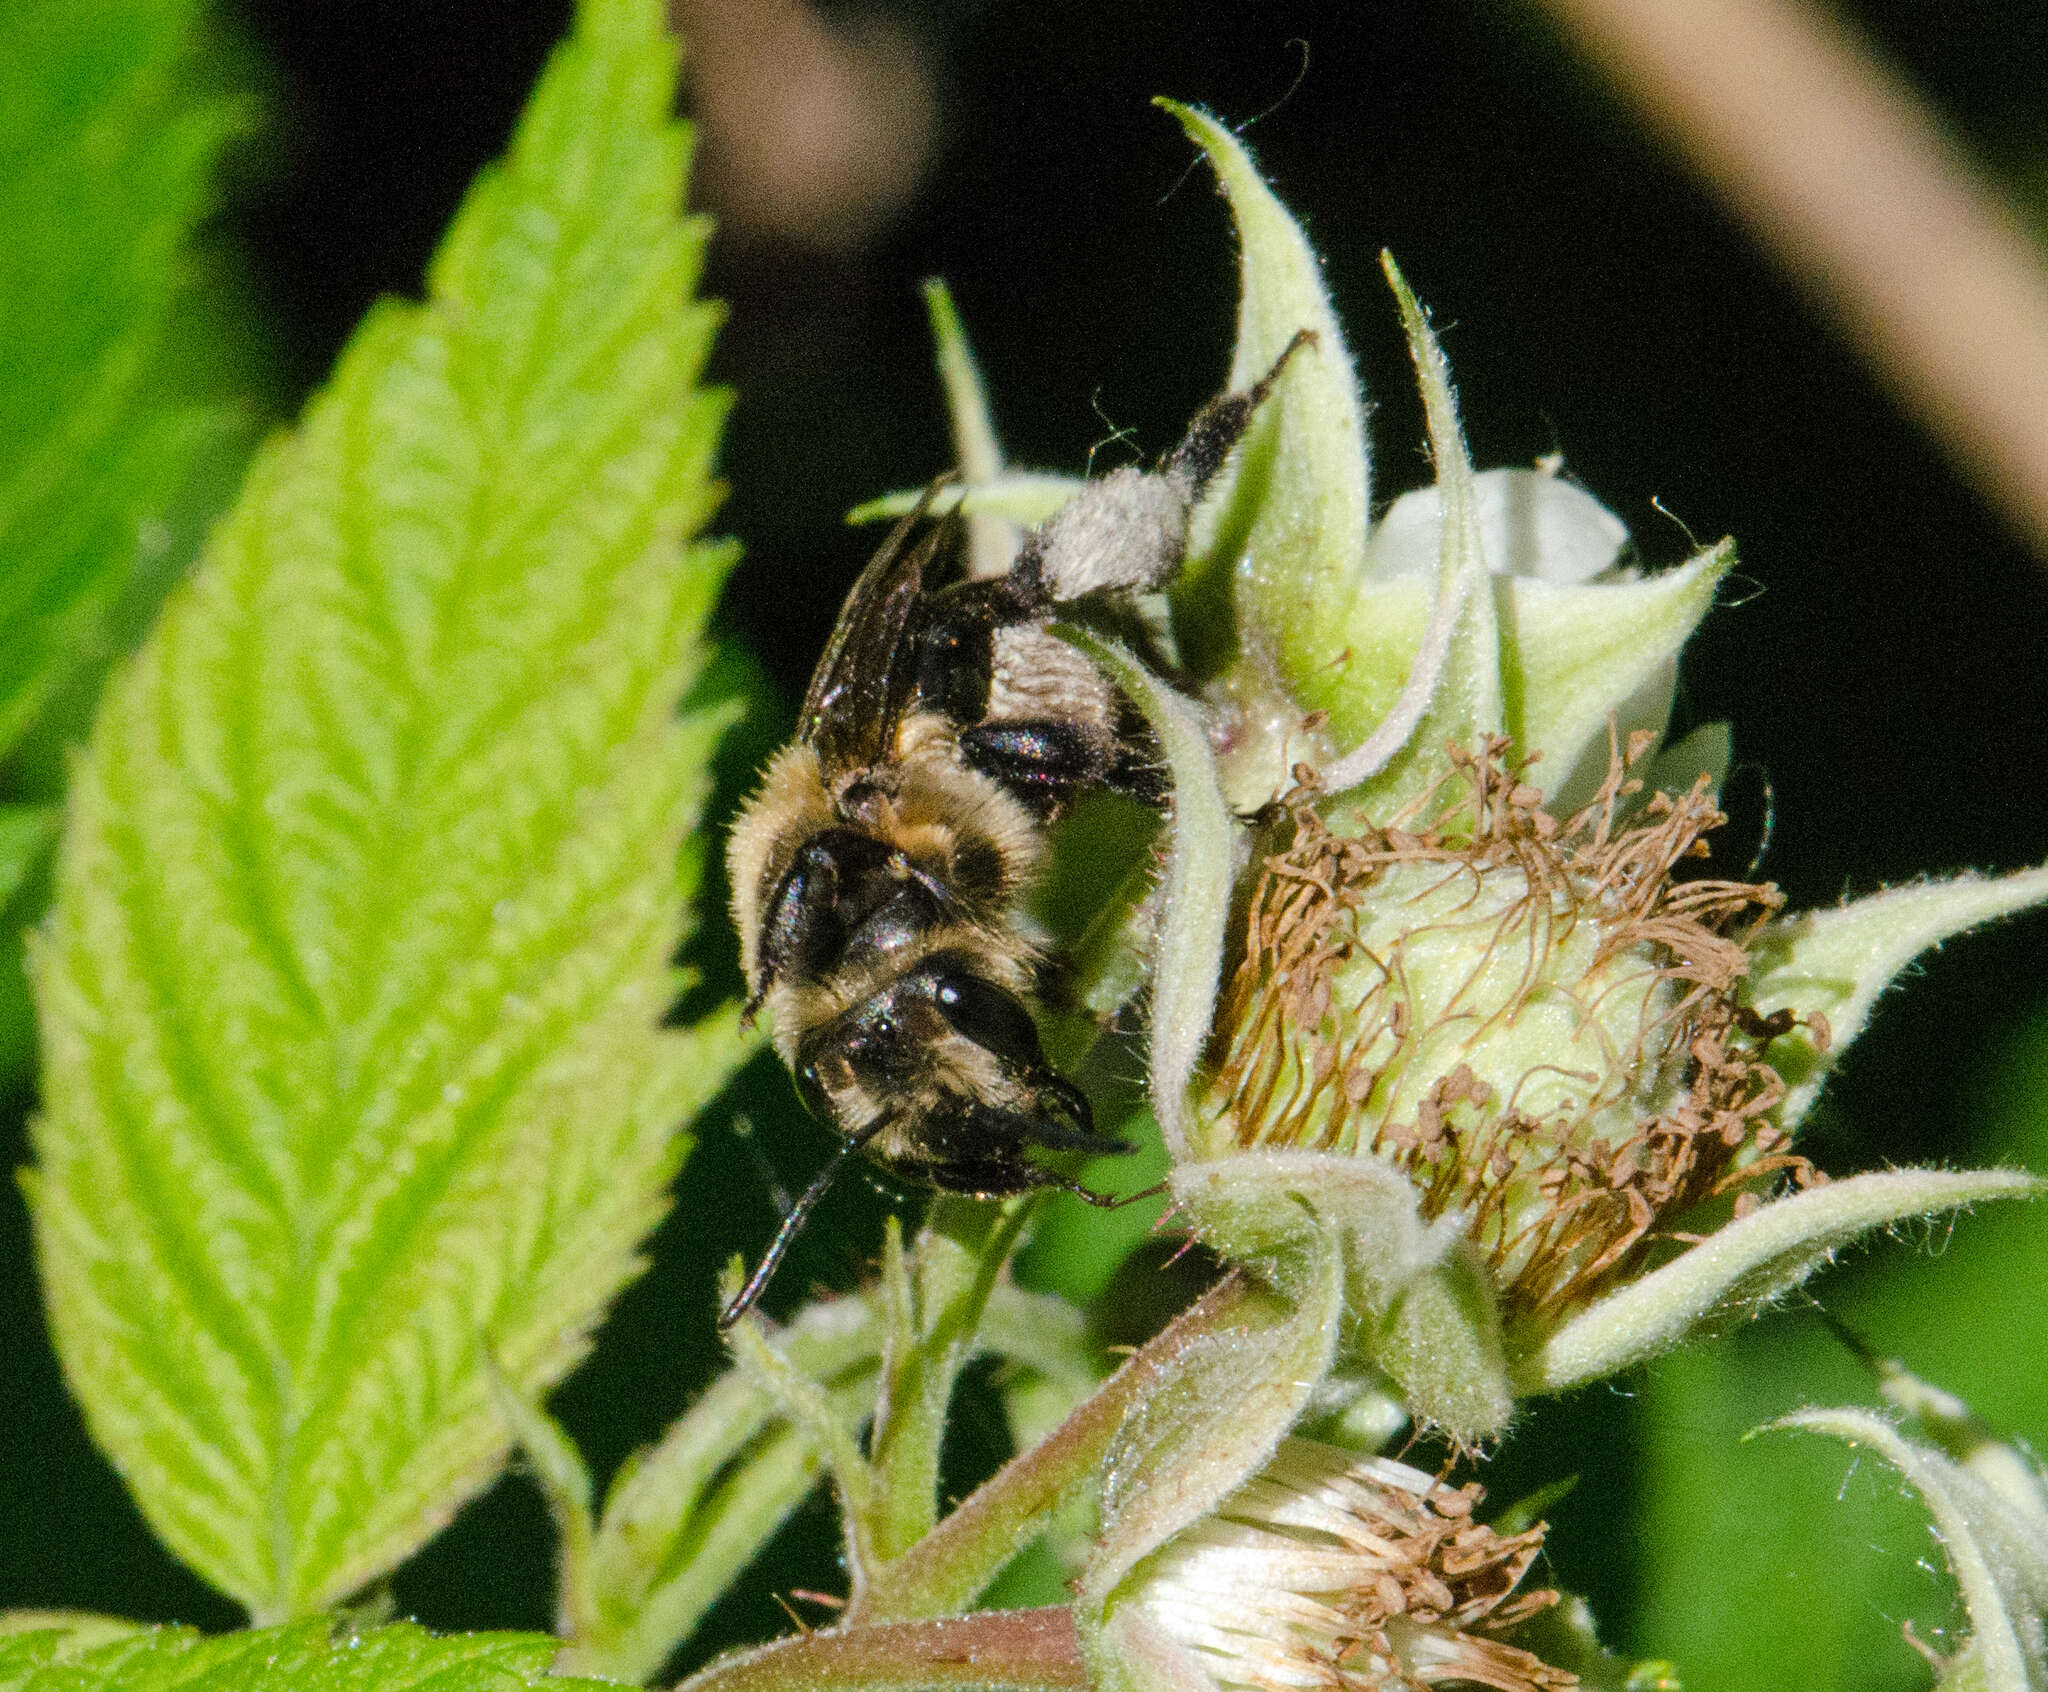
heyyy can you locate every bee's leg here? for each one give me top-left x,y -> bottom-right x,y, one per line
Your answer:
1045,1174 -> 1167,1210
718,1118 -> 888,1332
996,328 -> 1319,608
912,575 -> 1043,723
1161,328 -> 1317,495
955,716 -> 1117,813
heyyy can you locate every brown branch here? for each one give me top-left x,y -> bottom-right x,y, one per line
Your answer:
1532,0 -> 2048,560
675,1607 -> 1087,1692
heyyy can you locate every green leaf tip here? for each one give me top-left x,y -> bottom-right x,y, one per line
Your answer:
1155,100 -> 1370,701
848,474 -> 1083,530
1151,109 -> 1710,815
920,278 -> 1022,583
1748,864 -> 2048,1132
29,0 -> 745,1621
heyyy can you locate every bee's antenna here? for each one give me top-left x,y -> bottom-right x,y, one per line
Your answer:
717,1119 -> 888,1332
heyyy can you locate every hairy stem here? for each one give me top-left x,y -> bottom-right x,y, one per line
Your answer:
851,1273 -> 1252,1624
675,1607 -> 1087,1692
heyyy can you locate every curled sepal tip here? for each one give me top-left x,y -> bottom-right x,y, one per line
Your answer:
1154,101 -> 1377,805
1774,1405 -> 2048,1692
1170,1152 -> 1514,1442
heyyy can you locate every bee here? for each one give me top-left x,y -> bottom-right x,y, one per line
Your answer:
720,333 -> 1310,1328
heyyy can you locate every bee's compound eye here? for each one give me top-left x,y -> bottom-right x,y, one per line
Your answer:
927,970 -> 1046,1071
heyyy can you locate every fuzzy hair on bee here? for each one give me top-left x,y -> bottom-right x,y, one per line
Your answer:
718,331 -> 1312,1329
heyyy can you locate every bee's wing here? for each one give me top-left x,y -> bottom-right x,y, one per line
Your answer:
800,480 -> 956,776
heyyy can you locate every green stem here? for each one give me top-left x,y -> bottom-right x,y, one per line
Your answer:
852,1273 -> 1252,1624
561,1382 -> 871,1684
867,1198 -> 1038,1567
674,1606 -> 1088,1692
726,1311 -> 882,1574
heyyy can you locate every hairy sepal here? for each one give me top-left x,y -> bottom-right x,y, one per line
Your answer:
1517,1168 -> 2041,1395
1079,1258 -> 1342,1619
1061,633 -> 1233,1160
1746,866 -> 2048,1133
1172,1152 -> 1513,1441
1776,1407 -> 2048,1692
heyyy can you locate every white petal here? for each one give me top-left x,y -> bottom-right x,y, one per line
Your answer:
1364,468 -> 1628,585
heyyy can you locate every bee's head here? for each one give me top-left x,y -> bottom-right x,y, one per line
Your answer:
792,950 -> 1112,1190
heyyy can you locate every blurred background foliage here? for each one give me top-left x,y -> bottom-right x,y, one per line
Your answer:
1,2 -> 2045,1689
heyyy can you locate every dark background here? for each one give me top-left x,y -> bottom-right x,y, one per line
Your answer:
3,0 -> 2046,1680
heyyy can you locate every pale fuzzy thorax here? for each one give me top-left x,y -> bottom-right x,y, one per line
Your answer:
729,710 -> 1048,1063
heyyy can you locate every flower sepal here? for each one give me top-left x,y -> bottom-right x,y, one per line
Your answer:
1776,1390 -> 2048,1692
1170,1151 -> 1516,1441
1746,865 -> 2048,1134
1515,1166 -> 2040,1396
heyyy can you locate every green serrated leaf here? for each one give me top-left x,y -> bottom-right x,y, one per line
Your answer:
0,0 -> 253,760
1747,867 -> 2048,1132
0,807 -> 57,913
0,1619 -> 615,1692
28,0 -> 749,1620
0,1617 -> 143,1657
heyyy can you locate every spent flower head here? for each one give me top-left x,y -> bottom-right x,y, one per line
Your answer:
1109,1438 -> 1573,1692
851,101 -> 2046,1690
1197,736 -> 1817,1355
